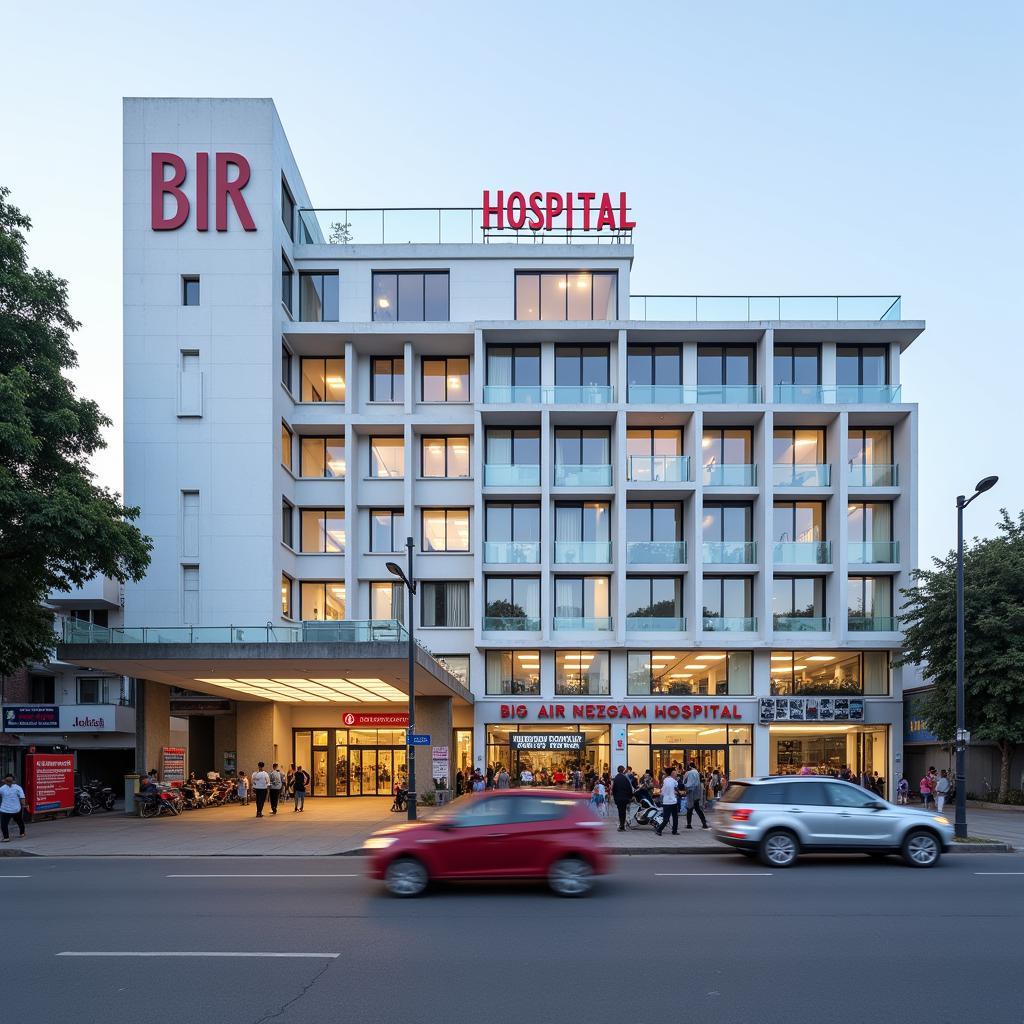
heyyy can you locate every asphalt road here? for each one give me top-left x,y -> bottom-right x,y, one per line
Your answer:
3,852 -> 1023,1024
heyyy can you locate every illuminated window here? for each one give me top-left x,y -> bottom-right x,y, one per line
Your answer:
515,272 -> 617,320
421,436 -> 470,478
372,271 -> 449,322
300,582 -> 345,621
422,509 -> 470,552
369,437 -> 404,478
422,357 -> 469,402
300,358 -> 345,402
281,574 -> 294,618
281,423 -> 293,471
555,651 -> 610,696
300,510 -> 346,554
485,650 -> 541,695
300,437 -> 345,479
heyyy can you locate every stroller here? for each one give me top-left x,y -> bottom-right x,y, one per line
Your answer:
632,784 -> 662,828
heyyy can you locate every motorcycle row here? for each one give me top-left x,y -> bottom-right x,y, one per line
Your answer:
74,779 -> 118,815
133,776 -> 239,818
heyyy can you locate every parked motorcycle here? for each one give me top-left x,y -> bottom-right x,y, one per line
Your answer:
135,785 -> 183,818
85,779 -> 117,811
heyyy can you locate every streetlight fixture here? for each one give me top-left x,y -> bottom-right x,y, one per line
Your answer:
386,538 -> 418,821
954,475 -> 998,840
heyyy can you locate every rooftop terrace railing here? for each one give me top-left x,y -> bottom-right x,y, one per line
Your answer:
61,619 -> 409,645
628,295 -> 902,322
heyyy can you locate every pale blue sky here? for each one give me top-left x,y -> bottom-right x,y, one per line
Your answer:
1,1 -> 1020,563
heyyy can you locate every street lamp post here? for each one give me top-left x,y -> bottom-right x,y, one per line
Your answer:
954,475 -> 998,840
386,538 -> 418,821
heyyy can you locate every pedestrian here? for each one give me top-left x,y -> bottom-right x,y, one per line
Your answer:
285,764 -> 296,802
236,770 -> 250,806
710,767 -> 722,800
919,770 -> 933,809
682,762 -> 710,829
496,766 -> 511,789
590,778 -> 608,817
472,770 -> 486,793
268,763 -> 284,814
897,776 -> 910,805
293,765 -> 309,812
935,769 -> 951,813
655,767 -> 680,836
611,765 -> 633,832
520,767 -> 534,786
251,762 -> 270,817
0,773 -> 27,843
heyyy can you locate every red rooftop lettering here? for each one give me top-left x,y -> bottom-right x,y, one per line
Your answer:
482,191 -> 634,232
152,152 -> 256,232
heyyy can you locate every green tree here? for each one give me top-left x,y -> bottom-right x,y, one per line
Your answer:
0,186 -> 151,675
898,510 -> 1024,801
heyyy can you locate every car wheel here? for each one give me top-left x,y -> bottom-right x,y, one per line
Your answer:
548,857 -> 594,897
901,829 -> 941,868
759,829 -> 799,868
384,857 -> 429,897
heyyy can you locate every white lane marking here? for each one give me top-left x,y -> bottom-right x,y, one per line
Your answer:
974,872 -> 1024,876
57,952 -> 339,959
655,872 -> 773,877
165,873 -> 359,878
0,875 -> 30,879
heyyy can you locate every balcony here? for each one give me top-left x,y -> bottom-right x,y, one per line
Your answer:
774,384 -> 827,404
626,540 -> 687,564
61,619 -> 407,644
774,616 -> 831,632
481,385 -> 614,404
773,541 -> 832,565
629,295 -> 902,322
482,385 -> 542,404
627,454 -> 691,483
694,385 -> 762,404
482,616 -> 541,632
848,541 -> 900,564
553,617 -> 613,632
554,541 -> 612,564
773,464 -> 831,487
848,464 -> 899,487
626,615 -> 687,632
773,385 -> 903,404
483,464 -> 541,487
703,464 -> 756,487
702,541 -> 757,564
628,384 -> 688,405
848,615 -> 899,632
553,464 -> 613,487
702,616 -> 758,632
483,541 -> 541,564
626,383 -> 763,404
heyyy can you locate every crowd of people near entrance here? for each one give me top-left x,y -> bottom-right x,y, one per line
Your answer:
234,763 -> 311,817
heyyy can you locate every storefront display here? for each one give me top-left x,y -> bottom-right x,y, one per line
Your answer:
627,724 -> 752,780
293,727 -> 408,797
768,724 -> 888,790
769,651 -> 889,695
486,724 -> 610,779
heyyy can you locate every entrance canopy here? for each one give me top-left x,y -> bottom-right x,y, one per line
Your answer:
58,620 -> 473,707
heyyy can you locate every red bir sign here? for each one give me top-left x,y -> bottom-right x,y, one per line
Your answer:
24,753 -> 75,815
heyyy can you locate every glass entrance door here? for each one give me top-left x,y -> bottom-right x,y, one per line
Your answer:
312,748 -> 329,796
651,746 -> 730,779
350,748 -> 401,795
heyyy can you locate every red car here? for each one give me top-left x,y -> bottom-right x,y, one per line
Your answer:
365,789 -> 607,897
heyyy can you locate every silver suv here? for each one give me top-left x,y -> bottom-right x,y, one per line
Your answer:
713,776 -> 954,868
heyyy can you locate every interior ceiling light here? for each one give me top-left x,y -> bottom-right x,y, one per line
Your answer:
684,664 -> 705,670
806,655 -> 835,662
695,654 -> 726,661
770,654 -> 791,662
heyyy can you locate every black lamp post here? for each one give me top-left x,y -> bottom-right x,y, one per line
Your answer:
954,475 -> 998,840
386,538 -> 417,821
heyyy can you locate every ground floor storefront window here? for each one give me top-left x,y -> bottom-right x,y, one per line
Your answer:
768,724 -> 888,791
486,724 -> 610,783
627,724 -> 752,780
293,728 -> 407,797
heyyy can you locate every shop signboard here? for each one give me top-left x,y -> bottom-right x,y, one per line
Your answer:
759,697 -> 865,723
904,689 -> 939,744
499,702 -> 746,721
24,753 -> 75,814
342,712 -> 409,727
161,746 -> 186,787
431,746 -> 449,786
510,733 -> 586,752
3,705 -> 60,729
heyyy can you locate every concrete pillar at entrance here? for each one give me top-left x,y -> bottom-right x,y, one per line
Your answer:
136,680 -> 171,776
413,696 -> 452,794
236,702 -> 275,776
214,713 -> 237,776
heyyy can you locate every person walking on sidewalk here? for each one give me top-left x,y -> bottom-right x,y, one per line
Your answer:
251,762 -> 270,817
268,764 -> 284,814
0,773 -> 27,842
293,765 -> 309,812
655,767 -> 680,836
285,764 -> 296,802
683,762 -> 710,829
935,769 -> 951,813
236,771 -> 250,806
919,770 -> 934,809
611,765 -> 634,832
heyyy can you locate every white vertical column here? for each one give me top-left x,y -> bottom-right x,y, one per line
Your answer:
757,402 -> 774,643
540,405 -> 552,647
687,409 -> 704,642
471,331 -> 485,653
830,410 -> 848,645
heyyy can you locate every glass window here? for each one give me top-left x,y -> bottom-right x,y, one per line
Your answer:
773,577 -> 825,619
553,576 -> 610,618
848,427 -> 893,466
555,651 -> 610,696
282,500 -> 293,548
697,345 -> 755,385
280,258 -> 292,313
281,344 -> 293,391
848,576 -> 892,619
371,581 -> 404,621
371,357 -> 404,402
774,428 -> 825,466
422,509 -> 470,552
300,358 -> 345,402
300,582 -> 345,621
627,650 -> 745,696
486,346 -> 540,387
773,501 -> 826,543
422,357 -> 470,402
372,271 -> 449,322
627,345 -> 683,387
703,577 -> 753,618
627,502 -> 683,542
485,428 -> 539,465
837,346 -> 888,386
300,509 -> 346,553
848,502 -> 893,542
281,574 -> 293,618
702,427 -> 752,467
298,273 -> 338,322
773,345 -> 820,385
515,271 -> 617,321
370,510 -> 405,553
369,437 -> 404,478
554,428 -> 611,465
280,423 -> 293,471
421,436 -> 470,478
486,503 -> 540,543
437,655 -> 470,688
182,275 -> 200,306
300,437 -> 345,478
554,503 -> 611,543
626,577 -> 683,619
769,651 -> 888,695
554,345 -> 610,387
485,577 -> 540,620
421,581 -> 470,627
281,178 -> 295,238
486,650 -> 541,696
703,503 -> 753,542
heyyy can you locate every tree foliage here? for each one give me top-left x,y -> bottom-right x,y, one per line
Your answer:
0,186 -> 151,675
898,510 -> 1024,799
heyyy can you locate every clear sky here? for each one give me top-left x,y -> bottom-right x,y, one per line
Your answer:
1,1 -> 1020,564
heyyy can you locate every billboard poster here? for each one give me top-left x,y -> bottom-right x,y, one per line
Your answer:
161,746 -> 186,787
759,697 -> 864,724
3,705 -> 60,729
24,753 -> 75,814
431,746 -> 449,787
509,733 -> 585,751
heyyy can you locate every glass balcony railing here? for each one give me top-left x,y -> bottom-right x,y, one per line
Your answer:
702,616 -> 758,632
773,464 -> 832,487
774,616 -> 831,632
703,464 -> 756,486
481,385 -> 614,404
774,384 -> 827,404
848,541 -> 900,564
627,454 -> 691,483
483,464 -> 541,487
626,384 -> 763,404
628,295 -> 902,322
625,615 -> 687,631
773,385 -> 903,404
482,385 -> 542,404
554,541 -> 612,564
61,619 -> 407,644
628,384 -> 689,404
848,615 -> 899,632
848,463 -> 899,487
773,541 -> 832,565
482,616 -> 541,632
702,541 -> 757,564
553,617 -> 613,631
626,540 -> 687,564
483,540 -> 541,564
553,464 -> 613,487
693,385 -> 762,404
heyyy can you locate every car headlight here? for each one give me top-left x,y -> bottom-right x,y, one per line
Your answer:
363,836 -> 398,850
933,816 -> 950,825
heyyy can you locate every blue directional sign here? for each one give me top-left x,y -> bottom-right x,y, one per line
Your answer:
408,733 -> 431,746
